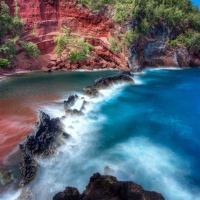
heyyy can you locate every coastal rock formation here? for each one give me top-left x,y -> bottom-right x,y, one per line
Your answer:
64,95 -> 84,116
84,70 -> 134,97
19,111 -> 66,186
53,172 -> 165,200
128,21 -> 200,71
17,72 -> 134,186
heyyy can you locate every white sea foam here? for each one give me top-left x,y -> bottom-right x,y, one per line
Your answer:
145,67 -> 183,72
10,83 -> 130,199
133,75 -> 145,85
0,189 -> 21,200
4,74 -> 198,200
101,137 -> 200,200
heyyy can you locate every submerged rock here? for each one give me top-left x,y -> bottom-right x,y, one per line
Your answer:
84,70 -> 134,97
64,95 -> 87,116
65,109 -> 84,116
19,111 -> 66,186
104,165 -> 115,175
84,87 -> 101,98
80,100 -> 89,111
53,172 -> 165,200
0,170 -> 15,185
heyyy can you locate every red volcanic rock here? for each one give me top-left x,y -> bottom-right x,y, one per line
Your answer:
65,64 -> 71,69
78,60 -> 87,67
71,63 -> 79,69
59,62 -> 66,68
52,66 -> 59,70
42,67 -> 51,72
49,61 -> 56,66
56,59 -> 63,66
190,54 -> 200,66
5,0 -> 127,71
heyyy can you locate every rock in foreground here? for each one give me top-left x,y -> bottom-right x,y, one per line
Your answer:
53,172 -> 165,200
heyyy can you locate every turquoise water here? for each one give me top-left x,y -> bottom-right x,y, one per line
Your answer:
0,69 -> 200,200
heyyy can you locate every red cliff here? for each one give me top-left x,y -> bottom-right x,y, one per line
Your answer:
5,0 -> 129,71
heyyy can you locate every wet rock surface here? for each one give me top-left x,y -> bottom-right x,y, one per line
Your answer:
128,20 -> 200,71
18,72 -> 134,187
53,173 -> 165,200
19,111 -> 66,186
64,95 -> 85,116
84,70 -> 134,97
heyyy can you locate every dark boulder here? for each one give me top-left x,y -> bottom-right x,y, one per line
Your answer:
65,109 -> 84,116
53,173 -> 165,200
53,187 -> 81,200
84,87 -> 101,98
84,70 -> 134,97
64,95 -> 85,116
19,111 -> 66,186
64,95 -> 78,112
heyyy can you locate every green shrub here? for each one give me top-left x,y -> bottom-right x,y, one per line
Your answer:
0,37 -> 19,61
54,27 -> 93,61
122,30 -> 137,46
31,22 -> 37,36
0,1 -> 13,39
109,37 -> 117,52
54,26 -> 71,56
69,51 -> 85,62
0,58 -> 11,68
69,38 -> 93,62
167,30 -> 200,51
113,3 -> 132,23
21,41 -> 41,58
139,19 -> 149,36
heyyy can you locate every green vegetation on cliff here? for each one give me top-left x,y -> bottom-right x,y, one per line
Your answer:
0,58 -> 10,68
0,1 -> 40,62
0,1 -> 23,61
109,30 -> 138,52
21,42 -> 41,58
79,0 -> 200,51
54,26 -> 93,62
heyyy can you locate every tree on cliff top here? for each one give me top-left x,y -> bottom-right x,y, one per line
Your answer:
0,1 -> 24,61
79,0 -> 200,51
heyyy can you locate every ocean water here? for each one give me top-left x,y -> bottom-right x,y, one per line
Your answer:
0,68 -> 200,200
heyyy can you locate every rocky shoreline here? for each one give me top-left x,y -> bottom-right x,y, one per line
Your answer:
18,70 -> 134,186
16,70 -> 165,199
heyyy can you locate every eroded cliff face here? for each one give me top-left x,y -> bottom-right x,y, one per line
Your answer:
128,20 -> 200,71
5,0 -> 129,70
4,0 -> 200,72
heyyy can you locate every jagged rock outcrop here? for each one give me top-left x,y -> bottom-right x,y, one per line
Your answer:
64,95 -> 84,116
19,111 -> 66,186
128,20 -> 200,71
84,70 -> 134,97
53,172 -> 165,200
